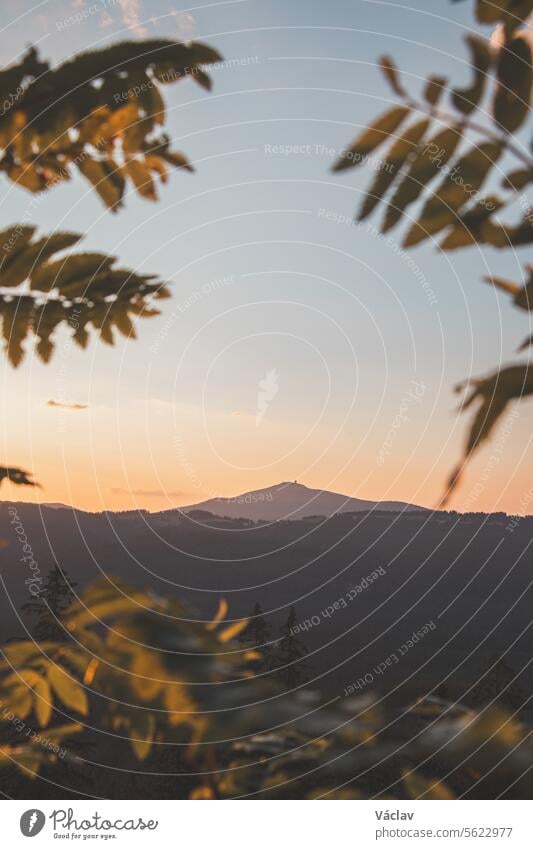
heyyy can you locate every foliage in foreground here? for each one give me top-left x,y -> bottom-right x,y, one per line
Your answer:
0,39 -> 221,209
1,578 -> 532,799
0,34 -> 222,482
334,0 -> 533,503
0,223 -> 170,368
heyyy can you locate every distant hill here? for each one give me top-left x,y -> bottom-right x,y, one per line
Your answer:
177,481 -> 426,521
1,499 -> 531,714
0,500 -> 72,510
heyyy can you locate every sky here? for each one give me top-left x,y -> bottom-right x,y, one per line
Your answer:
1,0 -> 532,514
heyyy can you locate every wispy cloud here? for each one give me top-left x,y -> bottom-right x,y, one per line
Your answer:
47,399 -> 88,410
100,11 -> 113,29
171,9 -> 196,39
111,487 -> 185,498
117,0 -> 147,36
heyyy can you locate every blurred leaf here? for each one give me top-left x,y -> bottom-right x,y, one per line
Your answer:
332,106 -> 410,172
358,118 -> 430,220
383,126 -> 462,232
403,769 -> 455,799
130,651 -> 164,701
124,158 -> 157,200
424,76 -> 447,106
379,56 -> 407,97
47,663 -> 88,715
126,710 -> 156,760
485,269 -> 533,310
0,683 -> 32,719
473,0 -> 533,30
33,675 -> 53,728
218,619 -> 250,643
452,35 -> 491,115
441,365 -> 533,505
206,598 -> 229,631
78,159 -> 124,211
0,39 -> 222,207
0,225 -> 168,366
502,167 -> 533,189
66,590 -> 154,629
404,141 -> 502,247
493,35 -> 533,133
475,0 -> 509,24
439,195 -> 504,249
0,467 -> 37,487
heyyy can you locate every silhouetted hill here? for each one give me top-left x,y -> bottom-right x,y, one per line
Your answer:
1,501 -> 532,714
177,481 -> 426,521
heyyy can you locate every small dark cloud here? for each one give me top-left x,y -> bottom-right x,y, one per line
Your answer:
111,488 -> 185,498
47,399 -> 88,410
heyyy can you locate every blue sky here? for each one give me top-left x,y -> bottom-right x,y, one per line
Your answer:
1,0 -> 532,513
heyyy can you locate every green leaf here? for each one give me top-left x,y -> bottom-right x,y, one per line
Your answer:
332,106 -> 410,172
47,663 -> 88,715
452,35 -> 491,115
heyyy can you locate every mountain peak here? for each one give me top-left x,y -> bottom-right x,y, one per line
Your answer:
177,482 -> 425,522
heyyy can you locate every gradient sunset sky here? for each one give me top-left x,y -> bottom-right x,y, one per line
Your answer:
1,0 -> 532,514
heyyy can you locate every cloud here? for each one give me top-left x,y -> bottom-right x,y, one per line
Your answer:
100,11 -> 113,28
117,0 -> 148,36
47,399 -> 88,410
172,9 -> 196,39
110,487 -> 185,498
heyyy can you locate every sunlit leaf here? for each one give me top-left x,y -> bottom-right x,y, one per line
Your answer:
47,663 -> 88,715
403,769 -> 455,799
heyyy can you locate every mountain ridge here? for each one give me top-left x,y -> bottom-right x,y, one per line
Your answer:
176,481 -> 427,522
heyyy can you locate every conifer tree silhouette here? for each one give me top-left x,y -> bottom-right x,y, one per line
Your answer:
21,563 -> 76,642
271,606 -> 310,688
